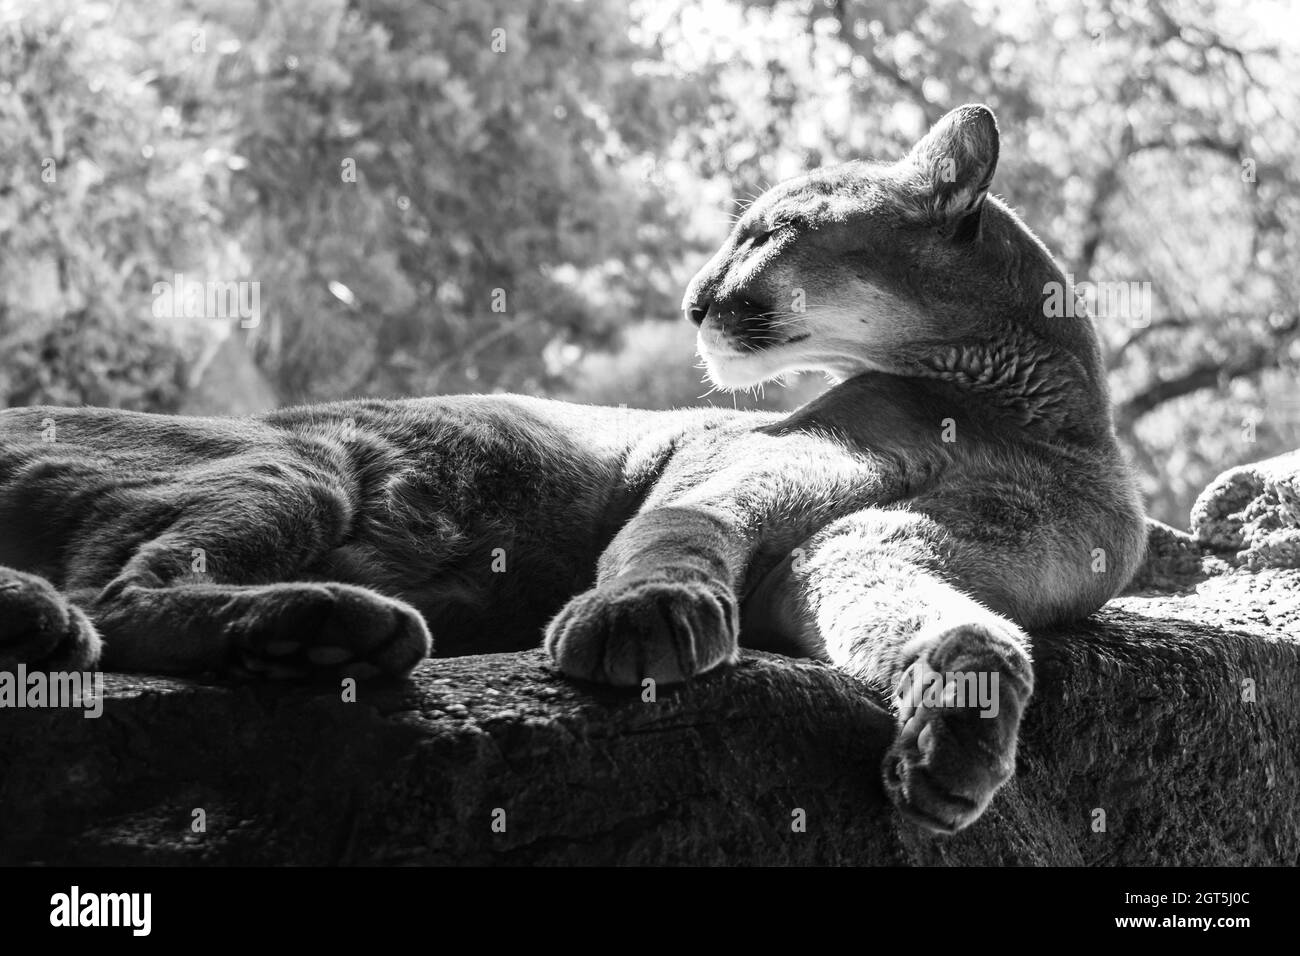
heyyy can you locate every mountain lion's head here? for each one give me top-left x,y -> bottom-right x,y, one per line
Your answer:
683,105 -> 1110,439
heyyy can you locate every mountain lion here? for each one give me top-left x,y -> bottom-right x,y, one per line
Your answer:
0,105 -> 1145,834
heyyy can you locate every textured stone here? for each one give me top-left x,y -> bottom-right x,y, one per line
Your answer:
1192,450 -> 1300,568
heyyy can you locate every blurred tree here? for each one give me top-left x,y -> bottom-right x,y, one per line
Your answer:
166,0 -> 723,403
0,0 -> 225,410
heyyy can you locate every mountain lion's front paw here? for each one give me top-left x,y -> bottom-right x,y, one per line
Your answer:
883,621 -> 1033,835
0,568 -> 102,671
545,577 -> 740,686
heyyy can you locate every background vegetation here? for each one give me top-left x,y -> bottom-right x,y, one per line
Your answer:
2,0 -> 1298,526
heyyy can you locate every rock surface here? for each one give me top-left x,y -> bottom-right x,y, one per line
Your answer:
2,453 -> 1298,866
1191,449 -> 1300,571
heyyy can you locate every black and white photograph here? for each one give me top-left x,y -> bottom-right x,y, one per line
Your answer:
0,0 -> 1293,925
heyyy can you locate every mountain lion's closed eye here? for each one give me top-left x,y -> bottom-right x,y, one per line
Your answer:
0,105 -> 1145,834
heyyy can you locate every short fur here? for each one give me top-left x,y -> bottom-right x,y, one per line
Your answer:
0,106 -> 1145,833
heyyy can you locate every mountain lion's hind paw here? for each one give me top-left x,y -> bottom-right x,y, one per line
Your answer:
545,578 -> 740,686
883,621 -> 1033,835
0,569 -> 102,671
231,583 -> 431,681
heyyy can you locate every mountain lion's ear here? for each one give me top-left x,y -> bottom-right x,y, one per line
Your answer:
905,104 -> 999,239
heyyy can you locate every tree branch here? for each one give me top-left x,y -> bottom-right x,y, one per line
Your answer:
1115,321 -> 1297,430
1078,120 -> 1135,278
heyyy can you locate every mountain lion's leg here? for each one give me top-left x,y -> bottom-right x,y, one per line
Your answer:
83,578 -> 430,678
752,505 -> 1051,834
545,506 -> 744,686
1,491 -> 429,678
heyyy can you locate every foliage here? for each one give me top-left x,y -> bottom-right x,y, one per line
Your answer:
0,0 -> 217,410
